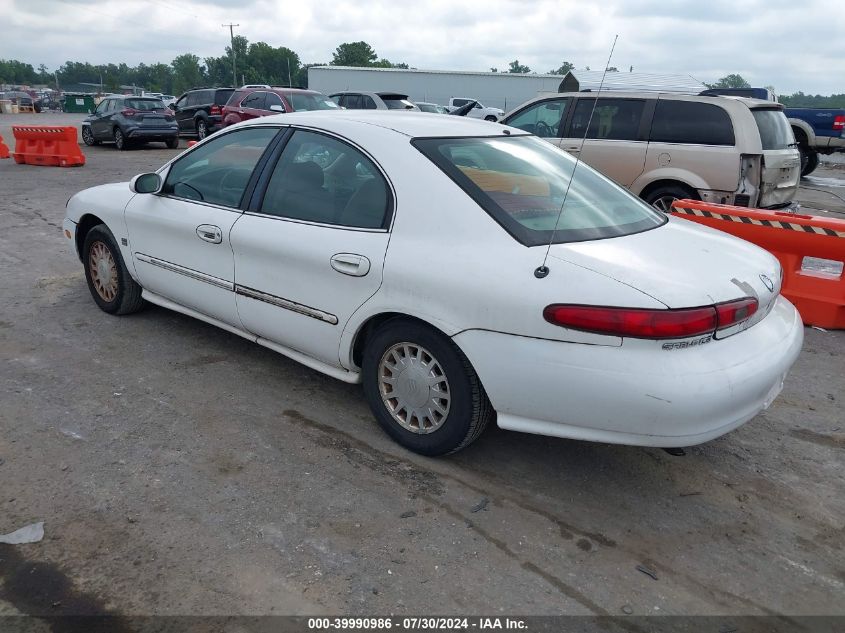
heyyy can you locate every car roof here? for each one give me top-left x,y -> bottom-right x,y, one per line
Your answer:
236,110 -> 529,138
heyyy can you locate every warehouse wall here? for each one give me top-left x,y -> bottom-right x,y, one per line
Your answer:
308,67 -> 565,111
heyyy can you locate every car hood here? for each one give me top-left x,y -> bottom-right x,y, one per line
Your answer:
548,216 -> 782,310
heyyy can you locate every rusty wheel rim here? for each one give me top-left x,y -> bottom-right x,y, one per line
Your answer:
88,241 -> 119,302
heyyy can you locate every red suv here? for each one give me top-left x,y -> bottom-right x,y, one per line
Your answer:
221,88 -> 339,127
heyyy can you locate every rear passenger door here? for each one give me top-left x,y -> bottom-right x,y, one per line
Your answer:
230,128 -> 393,368
559,97 -> 648,187
643,98 -> 739,194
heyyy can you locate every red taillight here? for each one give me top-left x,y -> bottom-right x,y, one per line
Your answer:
543,305 -> 717,339
210,104 -> 222,115
121,108 -> 137,117
544,297 -> 760,339
833,115 -> 845,131
715,297 -> 758,330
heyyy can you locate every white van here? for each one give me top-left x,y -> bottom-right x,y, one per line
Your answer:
501,92 -> 800,210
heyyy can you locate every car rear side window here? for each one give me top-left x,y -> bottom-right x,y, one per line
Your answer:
383,97 -> 415,110
568,98 -> 645,141
241,92 -> 265,109
752,108 -> 793,150
260,130 -> 390,229
163,127 -> 279,208
414,136 -> 665,246
650,100 -> 735,146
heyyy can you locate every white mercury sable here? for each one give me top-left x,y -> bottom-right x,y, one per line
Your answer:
63,111 -> 803,455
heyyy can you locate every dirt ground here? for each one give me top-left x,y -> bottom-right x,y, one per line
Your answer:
0,113 -> 843,624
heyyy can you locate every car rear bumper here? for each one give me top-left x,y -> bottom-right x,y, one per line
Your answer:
126,127 -> 178,140
453,295 -> 803,447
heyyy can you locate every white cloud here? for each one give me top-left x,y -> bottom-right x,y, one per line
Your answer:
3,0 -> 843,94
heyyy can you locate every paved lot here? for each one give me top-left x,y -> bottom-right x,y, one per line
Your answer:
0,119 -> 843,620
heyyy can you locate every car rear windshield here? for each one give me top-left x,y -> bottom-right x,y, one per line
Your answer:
414,136 -> 666,246
288,93 -> 340,111
752,108 -> 793,150
214,89 -> 235,105
382,96 -> 416,110
125,98 -> 165,110
226,90 -> 247,106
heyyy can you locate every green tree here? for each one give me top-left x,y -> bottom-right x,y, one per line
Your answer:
549,61 -> 574,75
709,73 -> 751,89
508,59 -> 531,74
171,53 -> 205,94
331,41 -> 378,67
246,42 -> 300,86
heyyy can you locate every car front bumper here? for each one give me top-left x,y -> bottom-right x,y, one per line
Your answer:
453,295 -> 804,447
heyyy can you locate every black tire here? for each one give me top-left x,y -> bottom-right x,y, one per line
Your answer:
801,147 -> 819,177
362,319 -> 493,456
113,127 -> 128,151
81,125 -> 98,146
196,118 -> 208,140
166,136 -> 180,149
484,115 -> 498,122
643,184 -> 698,213
82,224 -> 145,315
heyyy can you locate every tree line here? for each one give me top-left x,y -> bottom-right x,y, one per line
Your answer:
1,47 -> 842,107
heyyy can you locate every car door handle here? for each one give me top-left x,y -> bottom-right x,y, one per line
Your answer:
330,253 -> 371,277
196,224 -> 222,244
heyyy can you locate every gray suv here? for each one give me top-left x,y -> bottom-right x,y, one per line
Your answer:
502,92 -> 800,210
82,95 -> 179,150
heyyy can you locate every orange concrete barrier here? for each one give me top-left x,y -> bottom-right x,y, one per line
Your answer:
12,125 -> 85,167
0,134 -> 9,159
671,199 -> 845,329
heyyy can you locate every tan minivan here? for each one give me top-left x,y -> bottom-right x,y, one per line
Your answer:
501,92 -> 800,211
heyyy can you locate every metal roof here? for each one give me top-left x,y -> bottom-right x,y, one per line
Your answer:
559,70 -> 706,94
311,65 -> 565,80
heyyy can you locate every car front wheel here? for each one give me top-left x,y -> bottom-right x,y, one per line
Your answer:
82,225 -> 145,315
81,126 -> 98,146
362,319 -> 492,456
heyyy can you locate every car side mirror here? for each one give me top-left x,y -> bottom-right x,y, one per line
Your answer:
269,105 -> 284,112
130,172 -> 163,194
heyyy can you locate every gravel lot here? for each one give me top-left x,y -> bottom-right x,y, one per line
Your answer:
0,113 -> 843,623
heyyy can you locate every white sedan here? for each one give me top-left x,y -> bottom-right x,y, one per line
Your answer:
63,111 -> 803,456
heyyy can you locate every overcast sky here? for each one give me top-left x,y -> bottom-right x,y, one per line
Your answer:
4,0 -> 843,95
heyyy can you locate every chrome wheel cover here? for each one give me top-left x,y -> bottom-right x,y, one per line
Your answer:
88,241 -> 118,302
378,343 -> 451,434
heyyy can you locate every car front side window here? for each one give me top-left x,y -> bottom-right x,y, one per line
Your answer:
506,99 -> 568,137
162,127 -> 279,208
259,130 -> 390,229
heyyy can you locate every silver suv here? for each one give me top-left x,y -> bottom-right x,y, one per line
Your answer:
501,92 -> 800,210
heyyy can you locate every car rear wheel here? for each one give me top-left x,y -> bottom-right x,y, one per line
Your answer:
362,319 -> 493,456
196,119 -> 208,139
166,137 -> 179,149
81,126 -> 98,146
113,128 -> 128,151
643,185 -> 698,213
82,224 -> 145,315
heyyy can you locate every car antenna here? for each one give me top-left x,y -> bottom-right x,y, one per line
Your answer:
534,35 -> 618,279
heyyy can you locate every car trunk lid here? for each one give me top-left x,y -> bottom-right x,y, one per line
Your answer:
548,217 -> 782,337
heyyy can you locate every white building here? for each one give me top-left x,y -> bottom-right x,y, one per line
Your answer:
308,66 -> 708,112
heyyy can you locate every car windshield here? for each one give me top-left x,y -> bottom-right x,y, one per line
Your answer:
414,135 -> 666,246
289,93 -> 339,111
752,108 -> 794,150
125,99 -> 165,110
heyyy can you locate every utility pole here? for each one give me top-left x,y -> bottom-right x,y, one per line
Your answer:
222,23 -> 240,87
